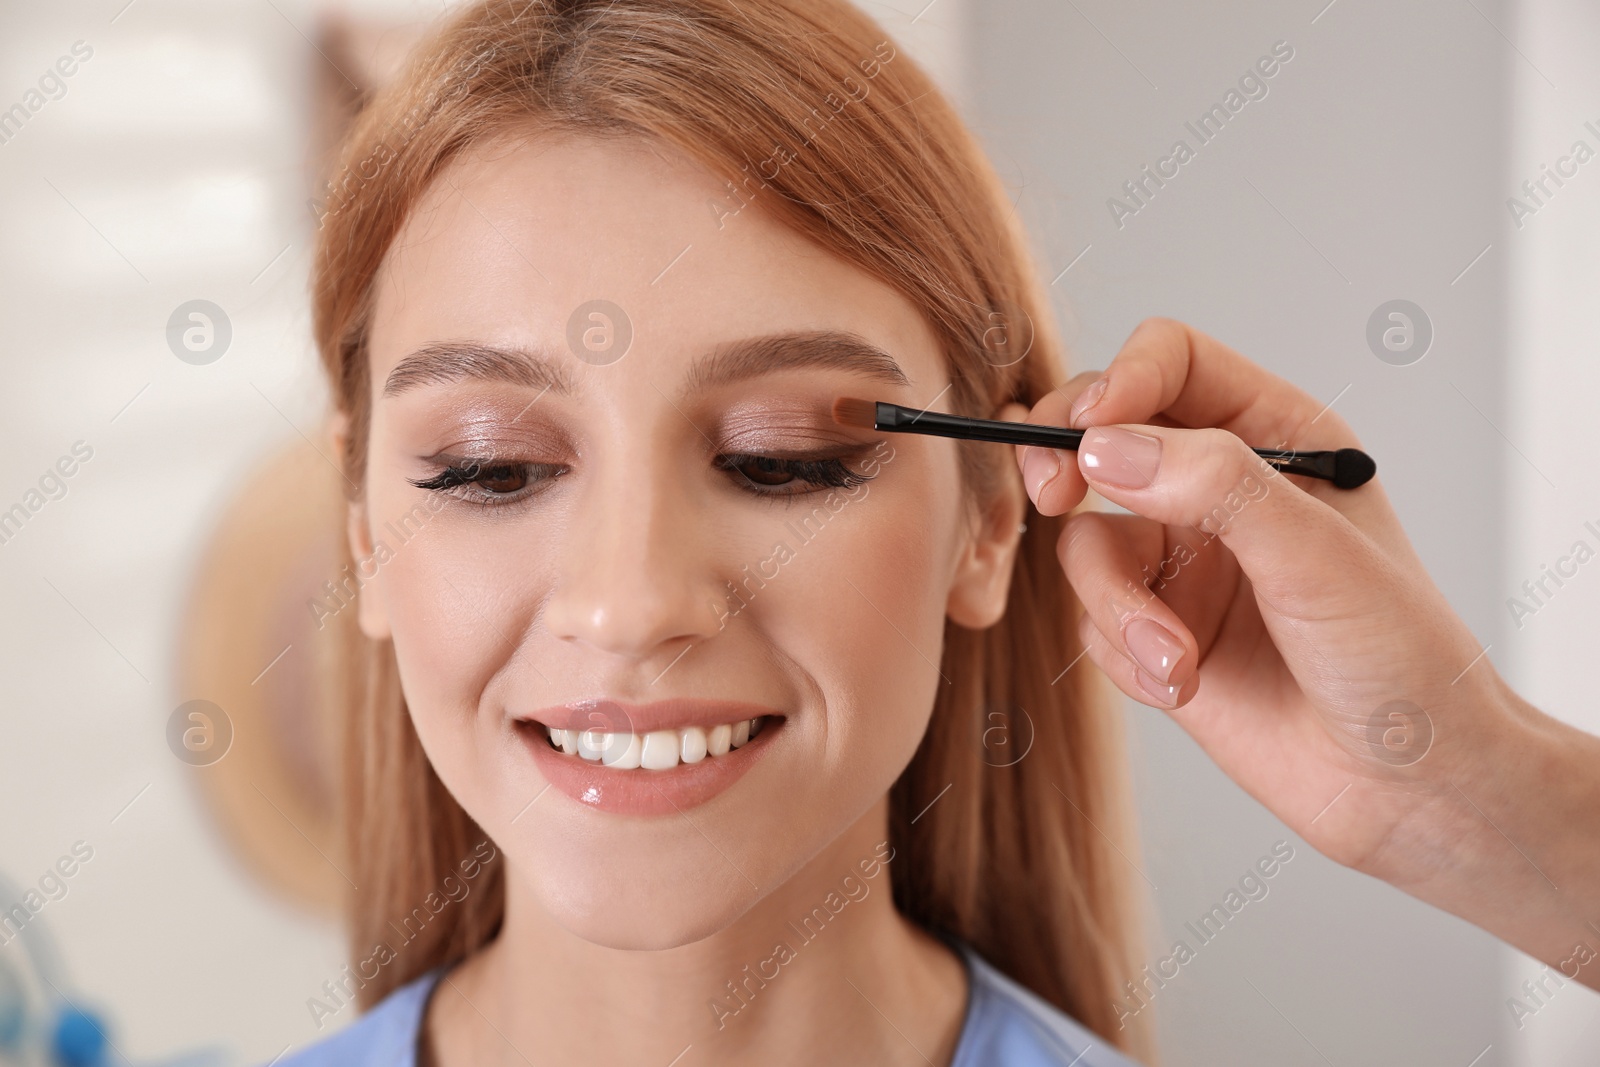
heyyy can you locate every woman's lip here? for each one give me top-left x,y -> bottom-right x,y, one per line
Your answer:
516,697 -> 786,734
519,717 -> 779,816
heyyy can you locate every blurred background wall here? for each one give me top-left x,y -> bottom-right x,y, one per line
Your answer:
0,0 -> 1594,1064
1506,0 -> 1600,1061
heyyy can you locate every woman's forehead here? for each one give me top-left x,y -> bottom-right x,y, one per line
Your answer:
366,132 -> 947,396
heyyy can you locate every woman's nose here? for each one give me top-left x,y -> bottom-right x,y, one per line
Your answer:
539,461 -> 727,660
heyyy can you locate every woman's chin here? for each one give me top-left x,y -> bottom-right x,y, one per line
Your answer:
533,877 -> 762,951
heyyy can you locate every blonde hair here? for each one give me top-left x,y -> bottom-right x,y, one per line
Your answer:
312,0 -> 1152,1056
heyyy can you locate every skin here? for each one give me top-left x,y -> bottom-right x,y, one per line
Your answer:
1016,321 -> 1600,994
340,131 -> 1029,1065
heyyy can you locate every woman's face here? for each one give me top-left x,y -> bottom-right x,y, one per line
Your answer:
351,132 -> 1024,948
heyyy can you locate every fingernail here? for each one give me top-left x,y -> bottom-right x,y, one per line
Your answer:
1021,446 -> 1063,505
1135,667 -> 1182,707
1069,376 -> 1108,426
1124,618 -> 1186,684
1081,427 -> 1161,489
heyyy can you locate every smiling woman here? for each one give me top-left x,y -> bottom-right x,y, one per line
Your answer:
284,1 -> 1151,1065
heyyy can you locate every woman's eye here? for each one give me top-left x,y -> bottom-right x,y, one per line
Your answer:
410,459 -> 565,505
472,463 -> 530,494
715,453 -> 874,495
734,456 -> 803,486
410,452 -> 874,505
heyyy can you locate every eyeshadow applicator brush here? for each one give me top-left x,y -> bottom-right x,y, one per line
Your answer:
831,397 -> 1376,490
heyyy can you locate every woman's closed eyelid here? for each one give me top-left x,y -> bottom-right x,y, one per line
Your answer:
406,404 -> 856,452
714,432 -> 871,458
710,408 -> 885,453
711,399 -> 877,443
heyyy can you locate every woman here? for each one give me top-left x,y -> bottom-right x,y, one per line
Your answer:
281,0 -> 1600,1063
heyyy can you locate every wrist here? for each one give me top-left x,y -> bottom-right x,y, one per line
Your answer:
1375,675 -> 1600,980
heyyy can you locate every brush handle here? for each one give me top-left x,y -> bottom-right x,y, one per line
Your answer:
870,402 -> 1376,489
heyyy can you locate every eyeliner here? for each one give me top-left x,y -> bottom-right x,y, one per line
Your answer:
831,397 -> 1376,490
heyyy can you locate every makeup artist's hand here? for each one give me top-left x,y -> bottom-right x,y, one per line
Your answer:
1013,317 -> 1600,990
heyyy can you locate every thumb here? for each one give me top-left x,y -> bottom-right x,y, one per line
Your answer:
1074,424 -> 1390,618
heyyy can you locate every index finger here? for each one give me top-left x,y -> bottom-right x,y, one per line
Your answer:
1072,318 -> 1357,452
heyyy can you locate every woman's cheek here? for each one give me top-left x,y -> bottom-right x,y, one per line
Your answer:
371,504 -> 532,805
762,472 -> 955,766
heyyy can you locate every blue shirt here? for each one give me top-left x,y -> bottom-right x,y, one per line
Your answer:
275,937 -> 1142,1066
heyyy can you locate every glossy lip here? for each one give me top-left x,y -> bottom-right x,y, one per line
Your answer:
518,714 -> 781,816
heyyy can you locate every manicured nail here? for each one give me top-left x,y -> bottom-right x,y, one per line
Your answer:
1124,618 -> 1186,684
1135,667 -> 1182,707
1021,446 -> 1063,505
1081,427 -> 1161,489
1069,376 -> 1108,426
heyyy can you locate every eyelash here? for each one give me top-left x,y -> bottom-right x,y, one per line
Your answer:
409,452 -> 876,507
410,460 -> 567,505
714,453 -> 875,495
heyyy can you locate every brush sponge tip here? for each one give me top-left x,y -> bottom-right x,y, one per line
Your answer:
1332,448 -> 1376,489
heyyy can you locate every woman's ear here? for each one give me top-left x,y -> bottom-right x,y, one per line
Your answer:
329,410 -> 392,641
945,401 -> 1030,630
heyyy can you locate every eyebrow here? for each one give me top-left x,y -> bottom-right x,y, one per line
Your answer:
382,341 -> 576,398
683,330 -> 911,395
380,330 -> 911,399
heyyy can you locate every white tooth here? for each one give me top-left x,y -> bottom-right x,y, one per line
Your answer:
708,722 -> 732,756
577,728 -> 609,760
731,718 -> 750,748
641,730 -> 680,770
558,729 -> 578,755
602,731 -> 643,769
680,726 -> 708,764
